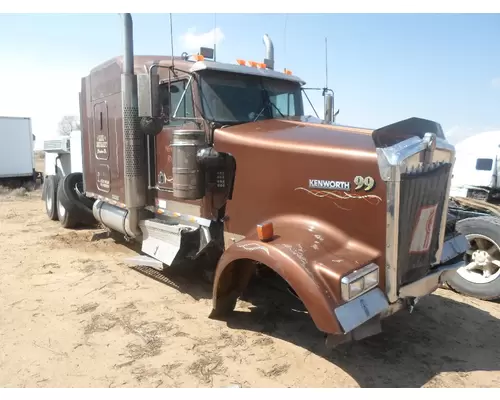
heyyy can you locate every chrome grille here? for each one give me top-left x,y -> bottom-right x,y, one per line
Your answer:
397,162 -> 452,286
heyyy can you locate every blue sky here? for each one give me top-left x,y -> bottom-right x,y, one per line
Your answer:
0,13 -> 499,147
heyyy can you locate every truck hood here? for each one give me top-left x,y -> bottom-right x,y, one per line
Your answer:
214,117 -> 377,161
213,117 -> 386,263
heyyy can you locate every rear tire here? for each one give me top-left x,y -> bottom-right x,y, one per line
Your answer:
56,172 -> 96,229
44,175 -> 59,221
57,189 -> 79,228
445,216 -> 500,300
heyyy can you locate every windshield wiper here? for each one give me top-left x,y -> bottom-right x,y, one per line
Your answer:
252,87 -> 285,122
268,98 -> 285,118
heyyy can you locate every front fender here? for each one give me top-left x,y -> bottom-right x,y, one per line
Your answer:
211,214 -> 382,335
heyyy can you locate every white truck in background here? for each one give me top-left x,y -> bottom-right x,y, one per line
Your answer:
450,131 -> 500,201
444,130 -> 500,301
0,116 -> 37,185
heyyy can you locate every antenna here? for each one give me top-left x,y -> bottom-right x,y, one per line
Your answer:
213,13 -> 217,62
170,13 -> 175,69
284,14 -> 288,65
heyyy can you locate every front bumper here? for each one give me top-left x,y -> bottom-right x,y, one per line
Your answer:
398,233 -> 468,298
334,233 -> 469,335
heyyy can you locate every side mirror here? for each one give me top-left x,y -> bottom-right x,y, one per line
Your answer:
138,66 -> 163,136
137,67 -> 161,118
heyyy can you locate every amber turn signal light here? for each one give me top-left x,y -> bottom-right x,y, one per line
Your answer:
257,222 -> 274,242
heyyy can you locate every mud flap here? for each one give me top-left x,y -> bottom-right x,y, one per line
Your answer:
334,288 -> 389,334
326,288 -> 388,348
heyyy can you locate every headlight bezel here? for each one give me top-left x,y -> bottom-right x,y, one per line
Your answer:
340,262 -> 379,302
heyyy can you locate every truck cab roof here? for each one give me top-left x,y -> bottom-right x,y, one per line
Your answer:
89,55 -> 305,86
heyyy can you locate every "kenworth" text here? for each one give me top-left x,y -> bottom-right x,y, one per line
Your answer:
309,179 -> 351,191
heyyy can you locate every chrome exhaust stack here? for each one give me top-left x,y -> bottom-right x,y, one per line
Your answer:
119,13 -> 145,238
263,34 -> 274,70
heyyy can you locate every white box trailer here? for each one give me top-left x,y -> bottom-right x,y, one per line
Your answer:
0,116 -> 35,180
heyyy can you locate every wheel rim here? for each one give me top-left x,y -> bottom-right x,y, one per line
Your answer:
456,233 -> 500,284
46,190 -> 53,212
58,199 -> 66,218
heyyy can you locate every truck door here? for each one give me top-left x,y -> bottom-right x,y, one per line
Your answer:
155,78 -> 195,192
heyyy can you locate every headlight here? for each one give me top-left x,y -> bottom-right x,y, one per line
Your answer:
341,263 -> 379,301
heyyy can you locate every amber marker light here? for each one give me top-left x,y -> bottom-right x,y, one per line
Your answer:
257,222 -> 274,242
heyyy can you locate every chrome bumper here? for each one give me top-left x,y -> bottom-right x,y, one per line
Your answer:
398,233 -> 469,299
398,259 -> 463,298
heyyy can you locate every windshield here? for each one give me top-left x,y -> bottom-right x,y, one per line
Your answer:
198,70 -> 304,124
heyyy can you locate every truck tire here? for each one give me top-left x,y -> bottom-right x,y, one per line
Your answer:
44,175 -> 59,221
57,187 -> 79,229
56,173 -> 96,228
445,216 -> 500,300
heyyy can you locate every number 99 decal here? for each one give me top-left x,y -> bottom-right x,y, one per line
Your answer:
354,175 -> 376,192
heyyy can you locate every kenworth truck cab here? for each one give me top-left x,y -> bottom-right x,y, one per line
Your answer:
42,14 -> 468,347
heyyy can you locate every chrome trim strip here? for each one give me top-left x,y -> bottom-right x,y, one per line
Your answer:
146,205 -> 212,228
433,138 -> 456,265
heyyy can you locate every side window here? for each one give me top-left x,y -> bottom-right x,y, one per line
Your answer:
476,158 -> 493,171
164,79 -> 194,126
271,92 -> 295,117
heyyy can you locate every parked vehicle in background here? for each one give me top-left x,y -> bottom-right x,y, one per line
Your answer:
0,116 -> 38,187
41,13 -> 469,348
444,131 -> 500,300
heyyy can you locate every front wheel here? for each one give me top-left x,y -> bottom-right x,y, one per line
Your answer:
445,216 -> 500,300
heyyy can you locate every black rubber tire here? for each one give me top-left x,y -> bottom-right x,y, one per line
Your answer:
445,216 -> 500,301
57,180 -> 80,229
56,172 -> 96,228
44,175 -> 59,221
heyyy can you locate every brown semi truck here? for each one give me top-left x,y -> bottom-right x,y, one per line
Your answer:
42,13 -> 469,347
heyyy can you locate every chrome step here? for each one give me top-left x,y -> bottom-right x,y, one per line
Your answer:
139,219 -> 197,267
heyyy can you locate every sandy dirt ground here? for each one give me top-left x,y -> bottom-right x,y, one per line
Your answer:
1,186 -> 500,388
